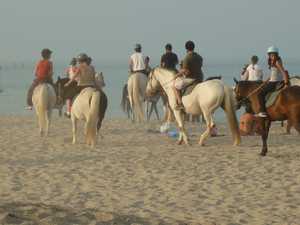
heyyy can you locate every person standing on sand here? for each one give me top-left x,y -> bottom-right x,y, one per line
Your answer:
160,43 -> 179,71
26,48 -> 54,110
243,55 -> 264,81
129,44 -> 146,75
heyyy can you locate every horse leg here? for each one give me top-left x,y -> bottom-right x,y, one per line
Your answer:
198,111 -> 214,146
45,110 -> 51,136
173,110 -> 189,145
286,120 -> 292,134
153,103 -> 160,121
260,119 -> 271,156
71,115 -> 77,144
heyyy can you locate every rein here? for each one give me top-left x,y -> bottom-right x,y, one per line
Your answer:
237,81 -> 268,105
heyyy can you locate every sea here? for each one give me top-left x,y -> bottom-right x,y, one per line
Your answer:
1,60 -> 299,122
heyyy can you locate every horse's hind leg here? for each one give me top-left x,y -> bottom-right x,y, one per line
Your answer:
198,110 -> 213,146
71,115 -> 77,144
153,103 -> 160,120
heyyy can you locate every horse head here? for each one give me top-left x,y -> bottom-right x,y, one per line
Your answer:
55,76 -> 71,105
146,68 -> 161,97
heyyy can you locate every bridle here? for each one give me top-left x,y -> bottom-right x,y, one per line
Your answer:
147,69 -> 176,94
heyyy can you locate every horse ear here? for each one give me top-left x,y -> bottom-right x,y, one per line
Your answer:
233,77 -> 238,84
57,76 -> 61,81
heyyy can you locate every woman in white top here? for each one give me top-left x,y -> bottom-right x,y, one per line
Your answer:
257,47 -> 289,117
243,55 -> 263,81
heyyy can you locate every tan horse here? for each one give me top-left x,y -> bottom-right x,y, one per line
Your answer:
32,83 -> 56,136
71,88 -> 104,147
146,68 -> 240,146
127,72 -> 148,122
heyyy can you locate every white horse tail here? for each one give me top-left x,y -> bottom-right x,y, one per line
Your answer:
86,90 -> 100,146
223,85 -> 241,146
129,75 -> 144,122
37,85 -> 49,136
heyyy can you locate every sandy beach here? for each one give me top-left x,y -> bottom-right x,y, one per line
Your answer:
0,115 -> 299,225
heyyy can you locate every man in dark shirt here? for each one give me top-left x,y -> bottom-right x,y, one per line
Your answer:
160,43 -> 179,71
173,40 -> 204,110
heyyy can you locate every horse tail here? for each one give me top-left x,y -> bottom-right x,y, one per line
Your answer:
132,74 -> 144,122
222,85 -> 241,146
36,85 -> 49,136
86,91 -> 100,146
121,84 -> 129,113
97,90 -> 108,131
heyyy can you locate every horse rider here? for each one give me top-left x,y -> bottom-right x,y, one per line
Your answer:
256,46 -> 289,118
64,53 -> 98,117
173,41 -> 204,110
242,55 -> 264,81
129,44 -> 147,75
160,43 -> 179,71
26,48 -> 54,110
64,58 -> 79,117
144,56 -> 152,76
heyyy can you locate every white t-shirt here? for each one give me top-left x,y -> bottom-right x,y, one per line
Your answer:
130,52 -> 145,72
245,64 -> 263,81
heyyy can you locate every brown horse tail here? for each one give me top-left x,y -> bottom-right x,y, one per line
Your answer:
97,90 -> 108,131
121,84 -> 128,112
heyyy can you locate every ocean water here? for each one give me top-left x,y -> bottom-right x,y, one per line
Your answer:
0,61 -> 299,121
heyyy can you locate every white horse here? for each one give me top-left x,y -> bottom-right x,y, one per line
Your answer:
71,88 -> 101,147
32,83 -> 56,136
146,68 -> 241,146
127,72 -> 148,122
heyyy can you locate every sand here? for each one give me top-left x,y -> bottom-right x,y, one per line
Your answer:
0,115 -> 299,225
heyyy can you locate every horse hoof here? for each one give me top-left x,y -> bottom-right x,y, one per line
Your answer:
260,152 -> 267,156
177,140 -> 183,145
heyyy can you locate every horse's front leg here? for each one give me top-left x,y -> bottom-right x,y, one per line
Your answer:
173,110 -> 189,145
260,119 -> 271,156
198,111 -> 213,146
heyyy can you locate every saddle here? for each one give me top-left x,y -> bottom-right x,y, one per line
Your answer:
181,79 -> 201,96
180,76 -> 222,96
265,82 -> 284,108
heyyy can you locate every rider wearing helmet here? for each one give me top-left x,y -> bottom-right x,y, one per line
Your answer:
129,44 -> 146,75
65,53 -> 97,96
256,46 -> 289,117
26,48 -> 53,110
173,41 -> 204,110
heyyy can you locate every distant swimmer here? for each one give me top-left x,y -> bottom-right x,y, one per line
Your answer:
160,43 -> 179,71
26,48 -> 54,110
242,55 -> 264,81
173,41 -> 204,110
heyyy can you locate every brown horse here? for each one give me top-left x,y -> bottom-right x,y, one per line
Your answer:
234,80 -> 300,156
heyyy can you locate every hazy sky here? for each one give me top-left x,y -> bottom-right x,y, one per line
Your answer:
1,0 -> 300,64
